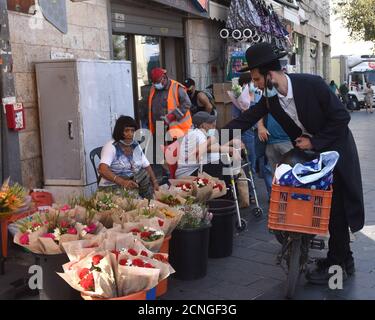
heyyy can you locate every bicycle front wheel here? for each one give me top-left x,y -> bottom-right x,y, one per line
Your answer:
285,237 -> 302,299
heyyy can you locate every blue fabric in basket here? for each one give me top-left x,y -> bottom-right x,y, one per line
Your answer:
279,151 -> 339,190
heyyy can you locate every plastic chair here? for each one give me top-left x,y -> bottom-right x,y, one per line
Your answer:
89,146 -> 103,185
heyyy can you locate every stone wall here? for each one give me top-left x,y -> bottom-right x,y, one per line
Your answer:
293,0 -> 331,78
9,0 -> 111,188
186,18 -> 226,90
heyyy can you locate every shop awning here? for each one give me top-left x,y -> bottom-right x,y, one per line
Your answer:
151,0 -> 209,18
209,1 -> 228,22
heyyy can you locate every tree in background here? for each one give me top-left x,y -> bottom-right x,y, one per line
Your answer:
333,0 -> 375,43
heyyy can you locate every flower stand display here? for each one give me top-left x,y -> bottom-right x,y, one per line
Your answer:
169,224 -> 211,280
35,253 -> 82,300
207,199 -> 236,258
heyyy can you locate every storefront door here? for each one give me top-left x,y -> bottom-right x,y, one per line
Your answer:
111,2 -> 186,128
112,34 -> 184,129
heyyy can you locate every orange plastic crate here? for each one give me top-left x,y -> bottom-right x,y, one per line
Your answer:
268,183 -> 332,235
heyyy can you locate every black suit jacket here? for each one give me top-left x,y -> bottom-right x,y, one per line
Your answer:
224,73 -> 364,232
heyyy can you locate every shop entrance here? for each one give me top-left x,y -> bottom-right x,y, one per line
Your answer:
112,34 -> 184,129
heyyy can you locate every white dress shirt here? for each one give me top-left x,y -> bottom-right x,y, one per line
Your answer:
277,75 -> 311,137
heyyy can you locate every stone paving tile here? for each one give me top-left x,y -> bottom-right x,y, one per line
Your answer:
205,280 -> 269,300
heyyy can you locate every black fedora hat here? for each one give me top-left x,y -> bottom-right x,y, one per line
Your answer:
240,42 -> 287,72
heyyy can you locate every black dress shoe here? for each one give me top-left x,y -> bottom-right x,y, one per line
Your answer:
316,257 -> 355,275
306,264 -> 348,285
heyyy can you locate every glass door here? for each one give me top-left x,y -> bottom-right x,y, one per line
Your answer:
134,35 -> 162,129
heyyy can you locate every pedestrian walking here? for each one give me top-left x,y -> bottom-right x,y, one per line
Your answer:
329,80 -> 340,98
364,82 -> 374,114
339,81 -> 349,107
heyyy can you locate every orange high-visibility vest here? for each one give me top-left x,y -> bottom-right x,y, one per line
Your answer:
148,79 -> 192,139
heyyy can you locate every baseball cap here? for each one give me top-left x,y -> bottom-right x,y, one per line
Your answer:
151,68 -> 167,83
192,111 -> 217,127
183,78 -> 195,88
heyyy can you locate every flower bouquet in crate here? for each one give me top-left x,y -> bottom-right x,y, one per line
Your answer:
168,178 -> 195,198
147,201 -> 183,237
154,191 -> 186,207
128,224 -> 165,252
61,234 -> 107,262
198,172 -> 227,199
60,233 -> 174,299
58,251 -> 117,299
14,206 -> 80,254
191,177 -> 214,203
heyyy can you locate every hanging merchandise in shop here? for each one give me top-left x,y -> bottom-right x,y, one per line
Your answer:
220,0 -> 289,51
226,50 -> 247,81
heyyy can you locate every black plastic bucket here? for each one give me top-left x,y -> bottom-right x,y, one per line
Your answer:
34,254 -> 81,300
207,199 -> 236,258
169,224 -> 211,280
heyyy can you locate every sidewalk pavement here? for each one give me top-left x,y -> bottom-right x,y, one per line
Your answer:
1,110 -> 375,300
162,110 -> 375,300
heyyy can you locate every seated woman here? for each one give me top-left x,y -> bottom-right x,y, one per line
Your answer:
175,111 -> 242,184
98,116 -> 159,198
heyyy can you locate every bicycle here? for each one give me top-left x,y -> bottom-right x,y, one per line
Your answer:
268,182 -> 333,299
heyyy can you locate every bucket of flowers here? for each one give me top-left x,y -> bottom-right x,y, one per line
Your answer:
169,199 -> 213,280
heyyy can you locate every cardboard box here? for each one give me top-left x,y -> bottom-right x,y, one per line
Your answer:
213,83 -> 232,104
215,102 -> 233,129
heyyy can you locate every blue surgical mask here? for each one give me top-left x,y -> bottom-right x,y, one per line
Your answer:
206,129 -> 216,137
154,83 -> 164,90
249,82 -> 256,93
263,86 -> 278,98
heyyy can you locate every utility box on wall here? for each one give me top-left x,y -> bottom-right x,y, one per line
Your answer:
35,59 -> 134,202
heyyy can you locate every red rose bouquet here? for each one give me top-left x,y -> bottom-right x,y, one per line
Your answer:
58,251 -> 116,299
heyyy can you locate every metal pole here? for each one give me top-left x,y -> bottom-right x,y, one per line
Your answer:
0,1 -> 22,184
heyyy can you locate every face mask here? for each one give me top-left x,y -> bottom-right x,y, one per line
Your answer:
263,78 -> 279,98
154,82 -> 164,90
263,86 -> 278,98
206,129 -> 216,137
120,139 -> 137,147
249,82 -> 256,93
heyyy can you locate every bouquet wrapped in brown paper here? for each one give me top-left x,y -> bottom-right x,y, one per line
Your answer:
197,172 -> 227,200
113,252 -> 160,296
123,220 -> 165,252
62,234 -> 106,262
191,177 -> 214,203
59,232 -> 175,299
145,201 -> 183,236
14,208 -> 79,254
58,251 -> 117,299
154,190 -> 186,206
168,178 -> 195,198
75,221 -> 107,240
